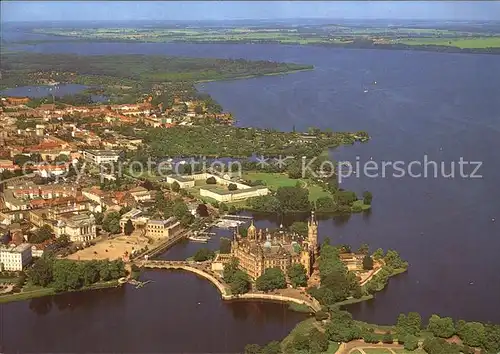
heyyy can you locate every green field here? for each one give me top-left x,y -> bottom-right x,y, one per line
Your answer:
398,37 -> 500,48
242,172 -> 331,202
363,349 -> 394,354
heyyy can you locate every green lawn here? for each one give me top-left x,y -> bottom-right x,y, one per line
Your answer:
398,37 -> 500,49
326,341 -> 340,353
364,349 -> 394,354
243,172 -> 331,202
280,318 -> 317,350
393,349 -> 426,354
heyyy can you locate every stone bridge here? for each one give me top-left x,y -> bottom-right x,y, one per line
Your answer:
136,260 -> 321,312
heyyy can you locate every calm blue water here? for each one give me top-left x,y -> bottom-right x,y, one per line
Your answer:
2,39 -> 500,344
1,84 -> 108,103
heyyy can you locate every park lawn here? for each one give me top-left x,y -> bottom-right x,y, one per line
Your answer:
350,350 -> 363,354
398,37 -> 500,49
352,200 -> 372,211
280,318 -> 317,350
363,349 -> 394,354
326,341 -> 340,353
243,172 -> 331,202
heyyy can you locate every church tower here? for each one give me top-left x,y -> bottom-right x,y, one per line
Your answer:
308,211 -> 318,252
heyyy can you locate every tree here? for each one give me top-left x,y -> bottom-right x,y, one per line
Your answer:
483,324 -> 500,353
230,270 -> 251,295
276,185 -> 310,212
196,203 -> 209,217
244,344 -> 262,354
219,237 -> 231,254
382,331 -> 394,344
28,255 -> 54,287
52,260 -> 83,291
287,263 -> 307,287
30,225 -> 54,244
292,332 -> 309,351
363,191 -> 373,205
309,328 -> 329,353
362,255 -> 374,270
262,341 -> 281,354
456,320 -> 485,347
173,200 -> 190,219
223,258 -> 239,283
289,221 -> 308,237
102,212 -> 121,234
372,248 -> 384,260
256,267 -> 286,292
404,334 -> 419,351
363,331 -> 379,344
228,183 -> 237,191
171,181 -> 180,192
81,261 -> 100,286
385,250 -> 408,269
193,248 -> 215,262
407,312 -> 422,335
206,176 -> 216,184
427,314 -> 455,338
124,219 -> 134,236
315,311 -> 329,321
357,243 -> 370,255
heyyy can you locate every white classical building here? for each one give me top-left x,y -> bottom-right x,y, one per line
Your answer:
54,212 -> 97,242
83,150 -> 121,165
0,243 -> 32,271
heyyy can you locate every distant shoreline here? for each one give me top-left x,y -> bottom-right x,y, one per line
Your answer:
8,38 -> 500,55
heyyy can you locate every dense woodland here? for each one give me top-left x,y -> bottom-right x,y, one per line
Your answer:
0,52 -> 313,90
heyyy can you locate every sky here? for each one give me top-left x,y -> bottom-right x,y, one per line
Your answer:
2,1 -> 500,23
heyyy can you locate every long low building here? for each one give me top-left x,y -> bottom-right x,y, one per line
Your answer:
83,150 -> 121,165
166,173 -> 270,202
199,185 -> 269,202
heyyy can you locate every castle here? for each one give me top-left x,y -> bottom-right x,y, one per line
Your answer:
230,211 -> 319,280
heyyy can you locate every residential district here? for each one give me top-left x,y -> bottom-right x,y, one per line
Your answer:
0,93 -> 373,301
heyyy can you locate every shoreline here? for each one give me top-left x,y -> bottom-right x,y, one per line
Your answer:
9,37 -> 500,55
0,280 -> 122,304
143,265 -> 322,312
194,67 -> 314,84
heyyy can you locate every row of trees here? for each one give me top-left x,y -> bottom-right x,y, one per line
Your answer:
28,255 -> 127,292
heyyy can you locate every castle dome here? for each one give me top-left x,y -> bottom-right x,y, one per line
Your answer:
248,220 -> 256,233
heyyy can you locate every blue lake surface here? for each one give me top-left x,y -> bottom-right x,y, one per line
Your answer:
2,37 -> 500,352
1,84 -> 108,103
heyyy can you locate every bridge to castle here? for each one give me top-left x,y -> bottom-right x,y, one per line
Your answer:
136,259 -> 321,312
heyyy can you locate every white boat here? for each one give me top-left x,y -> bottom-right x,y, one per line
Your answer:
188,235 -> 210,243
363,90 -> 368,93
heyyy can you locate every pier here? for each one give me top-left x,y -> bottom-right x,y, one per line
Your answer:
220,215 -> 253,221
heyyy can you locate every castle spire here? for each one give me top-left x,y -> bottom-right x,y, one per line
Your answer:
308,210 -> 318,251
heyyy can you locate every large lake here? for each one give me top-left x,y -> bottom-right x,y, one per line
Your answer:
2,39 -> 500,351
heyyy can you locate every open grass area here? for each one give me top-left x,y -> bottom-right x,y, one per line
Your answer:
243,172 -> 331,202
326,341 -> 340,353
398,37 -> 500,48
0,287 -> 55,304
364,349 -> 394,354
280,318 -> 317,350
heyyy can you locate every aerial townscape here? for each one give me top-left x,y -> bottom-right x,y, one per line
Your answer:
1,1 -> 500,354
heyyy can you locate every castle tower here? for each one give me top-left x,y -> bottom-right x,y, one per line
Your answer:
308,211 -> 318,251
247,220 -> 257,240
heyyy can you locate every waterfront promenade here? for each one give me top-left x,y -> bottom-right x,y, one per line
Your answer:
138,259 -> 322,312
